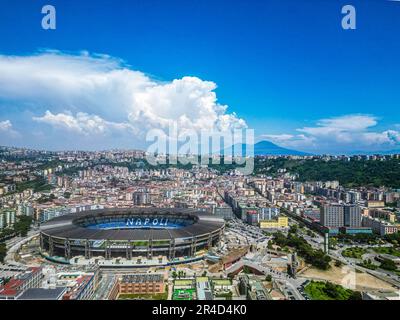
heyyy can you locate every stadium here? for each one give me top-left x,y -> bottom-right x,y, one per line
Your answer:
39,208 -> 225,261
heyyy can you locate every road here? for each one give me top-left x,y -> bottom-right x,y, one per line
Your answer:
280,209 -> 400,289
227,218 -> 271,244
93,272 -> 116,300
4,230 -> 40,266
225,256 -> 307,300
329,248 -> 400,289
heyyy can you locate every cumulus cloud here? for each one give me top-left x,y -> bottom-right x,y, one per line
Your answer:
33,111 -> 137,136
0,120 -> 12,132
262,133 -> 316,149
0,51 -> 246,147
261,114 -> 400,153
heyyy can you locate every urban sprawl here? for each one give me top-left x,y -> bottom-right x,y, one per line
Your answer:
1,146 -> 400,301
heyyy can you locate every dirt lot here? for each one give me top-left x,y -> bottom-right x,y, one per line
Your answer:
300,264 -> 397,292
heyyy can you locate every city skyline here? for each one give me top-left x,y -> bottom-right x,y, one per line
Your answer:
1,0 -> 400,305
0,0 -> 399,154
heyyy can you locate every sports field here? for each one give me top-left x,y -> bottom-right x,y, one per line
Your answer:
172,288 -> 196,300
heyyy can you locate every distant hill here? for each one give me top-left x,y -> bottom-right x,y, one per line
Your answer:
220,140 -> 311,156
345,149 -> 400,156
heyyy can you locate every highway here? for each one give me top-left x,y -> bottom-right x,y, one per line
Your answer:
328,248 -> 400,289
4,230 -> 40,266
282,211 -> 400,290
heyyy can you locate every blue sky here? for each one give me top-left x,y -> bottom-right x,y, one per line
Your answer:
0,0 -> 399,153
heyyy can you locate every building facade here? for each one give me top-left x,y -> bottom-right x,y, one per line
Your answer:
118,274 -> 165,295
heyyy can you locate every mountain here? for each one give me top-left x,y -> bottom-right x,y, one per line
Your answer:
220,140 -> 312,156
254,140 -> 311,156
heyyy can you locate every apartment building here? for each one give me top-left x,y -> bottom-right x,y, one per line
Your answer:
118,274 -> 165,295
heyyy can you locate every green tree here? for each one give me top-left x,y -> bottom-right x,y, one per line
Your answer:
379,258 -> 397,271
0,243 -> 7,263
348,291 -> 362,300
13,216 -> 32,237
289,225 -> 298,234
243,266 -> 251,274
334,260 -> 343,268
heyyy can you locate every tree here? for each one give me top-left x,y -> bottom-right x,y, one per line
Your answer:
0,243 -> 7,263
348,291 -> 362,300
265,275 -> 272,282
243,266 -> 251,274
379,258 -> 397,271
334,260 -> 343,268
280,158 -> 400,188
13,216 -> 32,237
385,232 -> 400,244
289,225 -> 298,234
323,282 -> 341,300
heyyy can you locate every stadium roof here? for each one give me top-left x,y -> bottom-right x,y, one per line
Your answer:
40,208 -> 225,241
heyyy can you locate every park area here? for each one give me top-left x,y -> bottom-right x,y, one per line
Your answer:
304,280 -> 360,300
342,246 -> 400,259
372,246 -> 400,257
341,247 -> 367,259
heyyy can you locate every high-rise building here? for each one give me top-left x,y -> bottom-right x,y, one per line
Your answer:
259,207 -> 280,221
320,204 -> 344,227
0,210 -> 16,230
344,205 -> 362,227
133,192 -> 150,205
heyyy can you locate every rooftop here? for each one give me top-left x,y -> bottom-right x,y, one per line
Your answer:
18,287 -> 67,300
120,273 -> 164,283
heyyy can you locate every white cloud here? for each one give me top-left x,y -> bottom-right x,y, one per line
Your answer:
0,51 -> 246,147
261,114 -> 400,153
297,115 -> 378,137
33,111 -> 137,136
0,120 -> 12,132
261,133 -> 316,149
0,120 -> 19,138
